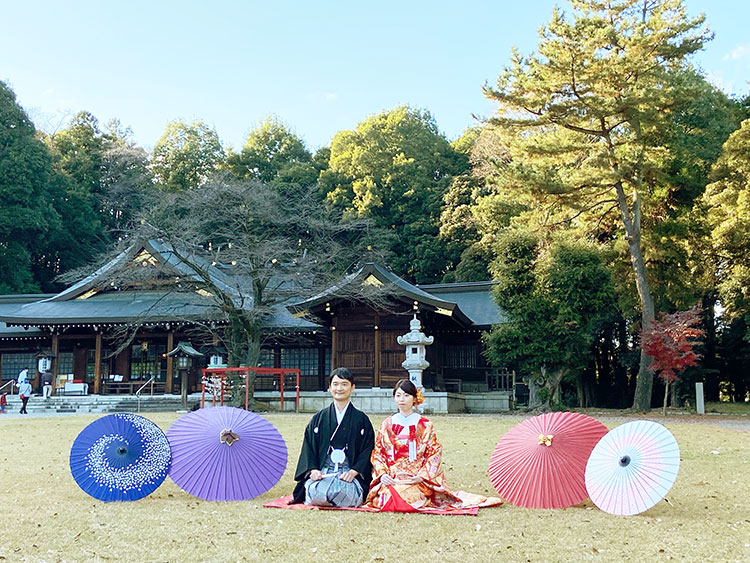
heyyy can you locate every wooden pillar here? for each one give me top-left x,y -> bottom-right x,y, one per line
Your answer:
33,363 -> 40,392
181,370 -> 188,409
373,316 -> 381,387
73,347 -> 87,381
93,332 -> 102,394
115,351 -> 129,379
165,332 -> 174,394
50,333 -> 60,396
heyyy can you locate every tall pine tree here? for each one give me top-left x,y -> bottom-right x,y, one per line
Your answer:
483,0 -> 712,411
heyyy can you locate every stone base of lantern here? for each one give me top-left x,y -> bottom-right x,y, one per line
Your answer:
405,368 -> 426,389
253,388 -> 512,414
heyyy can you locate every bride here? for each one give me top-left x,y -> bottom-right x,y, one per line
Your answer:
365,379 -> 501,512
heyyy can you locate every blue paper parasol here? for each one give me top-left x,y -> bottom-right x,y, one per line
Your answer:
69,413 -> 171,502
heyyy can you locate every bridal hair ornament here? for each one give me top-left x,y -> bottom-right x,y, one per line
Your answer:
414,388 -> 425,406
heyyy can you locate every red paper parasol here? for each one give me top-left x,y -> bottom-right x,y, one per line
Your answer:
488,412 -> 608,508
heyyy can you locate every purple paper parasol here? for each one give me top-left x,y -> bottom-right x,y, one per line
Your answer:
585,420 -> 680,516
166,406 -> 287,501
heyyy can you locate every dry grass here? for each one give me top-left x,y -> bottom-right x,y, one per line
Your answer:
0,412 -> 748,562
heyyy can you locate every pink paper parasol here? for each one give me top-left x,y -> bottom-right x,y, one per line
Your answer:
585,420 -> 680,516
488,411 -> 608,508
166,406 -> 287,501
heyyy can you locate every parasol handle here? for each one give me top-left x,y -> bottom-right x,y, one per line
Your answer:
220,428 -> 240,446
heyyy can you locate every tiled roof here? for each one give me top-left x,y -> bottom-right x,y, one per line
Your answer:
2,290 -> 223,325
288,263 -> 507,327
0,257 -> 506,331
416,281 -> 505,327
0,295 -> 52,338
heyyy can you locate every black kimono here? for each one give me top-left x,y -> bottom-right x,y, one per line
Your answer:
290,402 -> 375,504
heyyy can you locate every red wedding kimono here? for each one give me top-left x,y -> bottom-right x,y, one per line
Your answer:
365,412 -> 502,512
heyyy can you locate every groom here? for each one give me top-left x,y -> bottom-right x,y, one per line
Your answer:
290,368 -> 375,507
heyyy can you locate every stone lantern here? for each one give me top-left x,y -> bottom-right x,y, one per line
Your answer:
208,350 -> 227,369
167,341 -> 204,409
397,314 -> 434,389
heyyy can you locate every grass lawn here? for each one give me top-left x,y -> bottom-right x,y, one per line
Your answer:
705,401 -> 750,415
0,412 -> 747,562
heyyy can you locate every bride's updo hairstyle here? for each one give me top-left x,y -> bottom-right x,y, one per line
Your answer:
393,379 -> 424,405
393,378 -> 418,397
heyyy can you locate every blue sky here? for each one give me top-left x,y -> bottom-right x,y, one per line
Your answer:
2,0 -> 747,151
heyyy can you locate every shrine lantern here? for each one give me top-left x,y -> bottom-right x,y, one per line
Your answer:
397,314 -> 434,390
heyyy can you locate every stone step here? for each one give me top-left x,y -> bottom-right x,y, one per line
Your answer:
3,394 -> 199,415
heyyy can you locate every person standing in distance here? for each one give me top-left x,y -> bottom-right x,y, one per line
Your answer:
16,368 -> 28,385
17,378 -> 32,414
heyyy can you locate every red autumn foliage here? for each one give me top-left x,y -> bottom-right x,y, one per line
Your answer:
642,306 -> 705,383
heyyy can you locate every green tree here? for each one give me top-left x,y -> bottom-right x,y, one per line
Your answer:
99,121 -> 153,234
439,175 -> 493,282
151,120 -> 224,191
224,117 -> 315,190
483,0 -> 712,411
37,115 -> 156,289
43,112 -> 108,274
600,74 -> 738,403
0,81 -> 56,293
484,231 -> 617,410
44,115 -> 154,237
321,105 -> 468,283
45,112 -> 104,197
642,72 -> 740,312
702,119 -> 750,328
439,127 -> 524,281
450,126 -> 481,156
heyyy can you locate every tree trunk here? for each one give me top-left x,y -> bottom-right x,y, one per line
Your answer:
528,377 -> 542,409
671,382 -> 683,408
662,379 -> 669,416
242,337 -> 261,409
547,368 -> 567,406
584,380 -> 595,408
225,315 -> 263,409
582,358 -> 597,408
632,349 -> 655,412
613,181 -> 656,412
